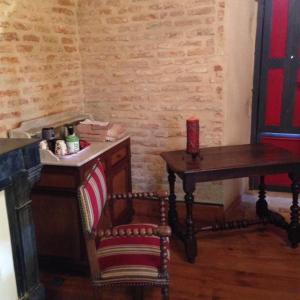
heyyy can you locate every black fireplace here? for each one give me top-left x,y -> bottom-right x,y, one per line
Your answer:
0,139 -> 44,300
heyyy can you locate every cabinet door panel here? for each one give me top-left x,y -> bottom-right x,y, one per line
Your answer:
264,68 -> 285,126
110,147 -> 128,166
260,135 -> 300,187
112,167 -> 128,193
292,70 -> 300,127
269,0 -> 289,59
32,192 -> 81,259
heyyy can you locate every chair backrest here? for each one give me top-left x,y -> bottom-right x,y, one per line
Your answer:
79,160 -> 108,234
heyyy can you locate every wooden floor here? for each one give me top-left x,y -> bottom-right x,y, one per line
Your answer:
41,202 -> 300,300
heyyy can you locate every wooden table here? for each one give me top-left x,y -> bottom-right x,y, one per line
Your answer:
161,144 -> 300,263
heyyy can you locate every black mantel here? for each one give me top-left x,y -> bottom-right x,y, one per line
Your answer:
0,138 -> 44,300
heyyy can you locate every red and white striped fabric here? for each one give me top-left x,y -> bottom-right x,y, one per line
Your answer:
96,224 -> 170,284
79,161 -> 107,233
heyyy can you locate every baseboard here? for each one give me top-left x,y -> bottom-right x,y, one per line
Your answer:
242,191 -> 291,209
223,196 -> 242,219
242,191 -> 291,221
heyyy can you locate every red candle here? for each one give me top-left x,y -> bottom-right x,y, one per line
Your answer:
186,117 -> 199,155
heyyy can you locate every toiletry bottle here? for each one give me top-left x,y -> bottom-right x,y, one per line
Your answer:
66,125 -> 80,154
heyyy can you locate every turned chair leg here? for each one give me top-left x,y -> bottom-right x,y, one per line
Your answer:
161,286 -> 169,300
132,286 -> 144,300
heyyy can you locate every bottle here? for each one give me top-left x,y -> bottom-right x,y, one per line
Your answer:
41,127 -> 56,153
65,125 -> 80,154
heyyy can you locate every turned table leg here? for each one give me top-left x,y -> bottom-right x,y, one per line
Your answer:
167,166 -> 179,232
183,179 -> 197,263
256,176 -> 269,218
288,173 -> 300,247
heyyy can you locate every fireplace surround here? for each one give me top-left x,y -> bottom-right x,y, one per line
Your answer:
0,139 -> 44,300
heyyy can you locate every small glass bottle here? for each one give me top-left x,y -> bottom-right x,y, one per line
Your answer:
66,125 -> 80,154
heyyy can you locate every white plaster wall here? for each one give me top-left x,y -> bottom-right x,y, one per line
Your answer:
223,0 -> 258,209
0,191 -> 18,300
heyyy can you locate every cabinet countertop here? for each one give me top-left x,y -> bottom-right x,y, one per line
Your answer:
41,136 -> 129,167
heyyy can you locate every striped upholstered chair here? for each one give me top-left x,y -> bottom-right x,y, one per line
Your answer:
78,160 -> 171,300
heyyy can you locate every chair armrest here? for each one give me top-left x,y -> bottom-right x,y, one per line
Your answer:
98,225 -> 171,238
108,190 -> 169,226
108,191 -> 161,201
98,225 -> 160,239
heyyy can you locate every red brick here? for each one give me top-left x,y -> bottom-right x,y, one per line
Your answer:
54,25 -> 76,34
106,17 -> 128,24
53,82 -> 63,89
174,19 -> 203,27
35,25 -> 51,33
169,11 -> 185,17
64,46 -> 77,53
0,67 -> 16,74
98,8 -> 112,15
158,50 -> 185,58
0,21 -> 10,28
129,51 -> 154,59
46,55 -> 57,62
0,32 -> 19,41
61,37 -> 74,44
214,65 -> 223,72
188,7 -> 215,16
132,14 -> 159,22
68,80 -> 80,86
176,75 -> 202,82
149,3 -> 181,10
43,36 -> 59,43
57,0 -> 75,6
13,22 -> 31,31
23,34 -> 40,42
16,45 -> 34,52
0,57 -> 19,64
0,45 -> 14,53
106,0 -> 121,7
0,112 -> 21,120
52,7 -> 74,16
7,99 -> 29,106
0,90 -> 20,97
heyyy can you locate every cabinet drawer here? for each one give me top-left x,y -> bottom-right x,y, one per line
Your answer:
110,146 -> 127,166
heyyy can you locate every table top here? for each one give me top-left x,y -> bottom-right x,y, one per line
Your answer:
160,144 -> 300,182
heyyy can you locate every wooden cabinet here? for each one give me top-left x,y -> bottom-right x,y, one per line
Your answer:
252,0 -> 300,190
31,138 -> 132,273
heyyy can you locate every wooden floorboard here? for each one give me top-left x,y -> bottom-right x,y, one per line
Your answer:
41,202 -> 300,300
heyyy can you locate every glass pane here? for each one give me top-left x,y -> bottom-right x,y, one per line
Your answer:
264,68 -> 284,126
269,0 -> 289,58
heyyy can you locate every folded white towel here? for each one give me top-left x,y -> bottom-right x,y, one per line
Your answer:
79,119 -> 109,127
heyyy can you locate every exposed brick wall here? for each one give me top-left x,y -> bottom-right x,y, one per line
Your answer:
0,0 -> 256,204
78,0 -> 225,202
0,0 -> 84,137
